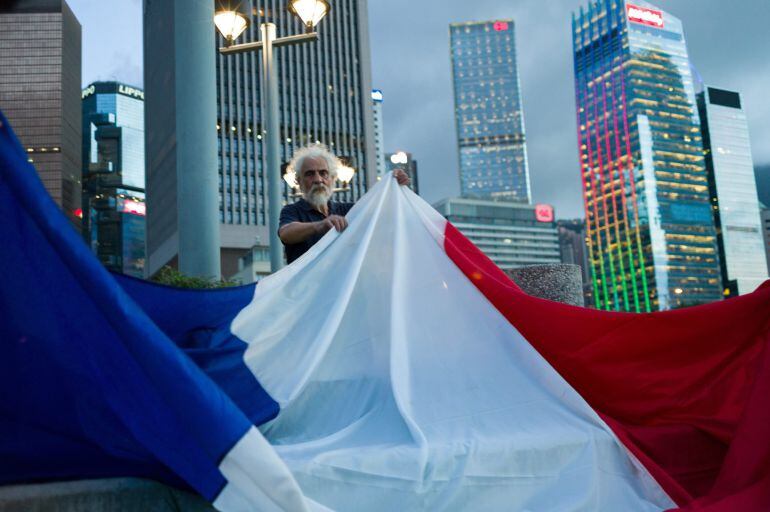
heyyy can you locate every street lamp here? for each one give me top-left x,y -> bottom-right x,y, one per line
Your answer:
214,1 -> 330,273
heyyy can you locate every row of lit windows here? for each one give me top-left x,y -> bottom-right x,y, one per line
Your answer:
25,146 -> 60,153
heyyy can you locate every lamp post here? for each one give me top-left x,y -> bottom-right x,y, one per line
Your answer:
214,0 -> 331,273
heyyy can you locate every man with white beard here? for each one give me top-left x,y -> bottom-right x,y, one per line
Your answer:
278,144 -> 410,263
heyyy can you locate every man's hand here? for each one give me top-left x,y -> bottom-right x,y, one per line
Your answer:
316,214 -> 348,235
393,168 -> 411,186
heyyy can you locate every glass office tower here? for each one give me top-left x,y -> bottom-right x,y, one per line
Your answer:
450,20 -> 530,202
697,86 -> 768,296
573,0 -> 722,311
0,0 -> 81,228
81,82 -> 146,277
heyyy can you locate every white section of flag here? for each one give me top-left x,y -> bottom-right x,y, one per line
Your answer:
232,175 -> 675,511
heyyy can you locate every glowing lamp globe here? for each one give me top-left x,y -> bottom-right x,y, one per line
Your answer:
214,8 -> 249,45
337,165 -> 355,184
288,0 -> 330,32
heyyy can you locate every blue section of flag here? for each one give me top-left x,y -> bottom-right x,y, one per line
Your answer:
0,110 -> 276,499
114,274 -> 279,426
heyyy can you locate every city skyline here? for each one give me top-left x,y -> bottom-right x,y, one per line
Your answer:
67,0 -> 770,218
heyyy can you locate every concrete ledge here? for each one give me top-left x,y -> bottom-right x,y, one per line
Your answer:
0,478 -> 215,512
507,263 -> 585,307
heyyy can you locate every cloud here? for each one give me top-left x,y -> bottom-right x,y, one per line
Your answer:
98,50 -> 143,88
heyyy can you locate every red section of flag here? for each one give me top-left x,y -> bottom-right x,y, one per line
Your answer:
443,222 -> 770,511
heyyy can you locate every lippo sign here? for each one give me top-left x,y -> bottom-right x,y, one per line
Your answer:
626,4 -> 664,28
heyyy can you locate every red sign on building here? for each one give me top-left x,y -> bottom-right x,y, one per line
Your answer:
493,21 -> 508,32
535,204 -> 554,223
121,199 -> 146,216
626,4 -> 664,28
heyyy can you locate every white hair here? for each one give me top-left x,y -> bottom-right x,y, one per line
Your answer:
286,144 -> 341,190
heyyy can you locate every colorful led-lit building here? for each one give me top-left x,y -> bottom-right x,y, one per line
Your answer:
450,20 -> 530,202
573,0 -> 723,311
81,82 -> 146,277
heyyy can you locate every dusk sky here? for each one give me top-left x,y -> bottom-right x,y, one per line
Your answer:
68,0 -> 770,218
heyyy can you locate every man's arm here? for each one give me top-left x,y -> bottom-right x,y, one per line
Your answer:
278,215 -> 348,244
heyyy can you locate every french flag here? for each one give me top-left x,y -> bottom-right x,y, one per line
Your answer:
1,109 -> 769,511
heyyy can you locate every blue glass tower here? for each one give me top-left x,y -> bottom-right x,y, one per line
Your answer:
81,81 -> 146,277
573,0 -> 723,311
698,86 -> 768,296
450,20 -> 530,202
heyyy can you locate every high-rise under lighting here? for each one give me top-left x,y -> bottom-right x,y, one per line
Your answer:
573,0 -> 723,311
450,20 -> 530,203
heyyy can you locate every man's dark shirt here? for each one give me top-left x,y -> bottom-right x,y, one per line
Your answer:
279,198 -> 354,263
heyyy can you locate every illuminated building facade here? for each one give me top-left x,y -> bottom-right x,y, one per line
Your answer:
372,89 -> 386,178
0,0 -> 81,228
573,0 -> 722,311
450,20 -> 530,202
697,86 -> 768,295
434,198 -> 559,269
81,82 -> 146,277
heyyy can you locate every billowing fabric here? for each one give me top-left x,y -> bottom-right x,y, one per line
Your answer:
442,223 -> 770,511
114,274 -> 278,425
0,110 -> 308,511
232,176 -> 674,511
2,106 -> 770,511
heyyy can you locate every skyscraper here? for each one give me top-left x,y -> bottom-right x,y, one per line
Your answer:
697,86 -> 768,295
449,19 -> 530,202
372,89 -> 386,178
0,0 -> 81,228
82,82 -> 146,277
145,0 -> 376,278
573,0 -> 722,311
557,218 -> 593,306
